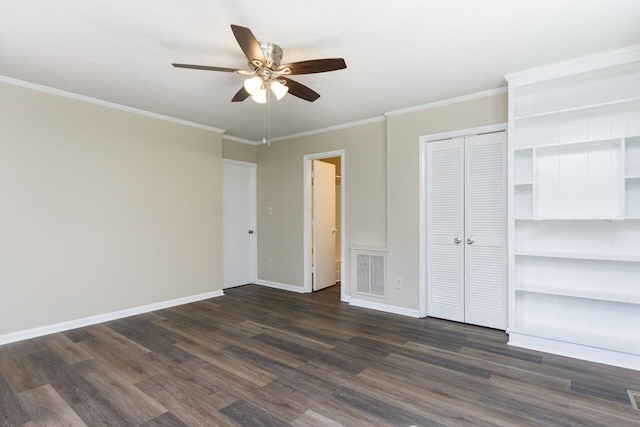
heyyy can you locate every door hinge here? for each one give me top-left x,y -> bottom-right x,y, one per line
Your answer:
311,171 -> 316,178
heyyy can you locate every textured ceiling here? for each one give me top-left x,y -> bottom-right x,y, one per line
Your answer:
1,1 -> 640,142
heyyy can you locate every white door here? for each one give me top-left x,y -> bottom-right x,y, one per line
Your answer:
312,160 -> 336,291
427,138 -> 465,322
464,132 -> 507,329
426,132 -> 507,329
222,161 -> 256,289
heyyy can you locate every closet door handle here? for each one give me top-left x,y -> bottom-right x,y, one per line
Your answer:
453,237 -> 461,244
467,238 -> 474,244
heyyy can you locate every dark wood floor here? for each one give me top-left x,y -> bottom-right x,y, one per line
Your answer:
1,284 -> 640,426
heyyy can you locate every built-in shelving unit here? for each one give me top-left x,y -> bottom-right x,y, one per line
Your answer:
506,46 -> 640,370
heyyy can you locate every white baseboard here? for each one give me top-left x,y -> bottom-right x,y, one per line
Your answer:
0,290 -> 224,346
341,295 -> 352,303
254,279 -> 307,293
349,298 -> 421,318
508,332 -> 640,371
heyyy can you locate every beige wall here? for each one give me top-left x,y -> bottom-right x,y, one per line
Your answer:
0,82 -> 223,336
256,121 -> 387,292
386,93 -> 508,310
255,92 -> 506,310
222,138 -> 257,163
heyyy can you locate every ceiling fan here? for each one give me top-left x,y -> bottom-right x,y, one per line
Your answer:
172,25 -> 347,104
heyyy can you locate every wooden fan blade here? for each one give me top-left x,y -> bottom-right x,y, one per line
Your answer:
230,24 -> 265,63
277,58 -> 346,75
282,77 -> 320,102
232,87 -> 250,102
172,63 -> 237,72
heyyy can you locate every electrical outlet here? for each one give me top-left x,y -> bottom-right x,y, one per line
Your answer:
395,277 -> 403,289
268,259 -> 273,268
267,206 -> 273,215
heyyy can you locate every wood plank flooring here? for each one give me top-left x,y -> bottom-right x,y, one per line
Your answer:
1,284 -> 640,426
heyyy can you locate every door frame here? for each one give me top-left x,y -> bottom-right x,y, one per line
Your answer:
222,159 -> 257,288
418,123 -> 506,317
303,150 -> 346,300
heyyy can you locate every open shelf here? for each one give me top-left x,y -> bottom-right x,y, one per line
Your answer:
522,217 -> 625,221
515,217 -> 640,221
515,249 -> 640,262
516,283 -> 640,304
508,48 -> 640,369
509,322 -> 640,356
516,136 -> 623,151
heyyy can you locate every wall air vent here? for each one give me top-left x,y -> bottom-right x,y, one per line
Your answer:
351,247 -> 388,298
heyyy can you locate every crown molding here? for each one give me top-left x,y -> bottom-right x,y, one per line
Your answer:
505,44 -> 640,85
267,116 -> 387,143
222,134 -> 261,145
0,75 -> 225,134
384,87 -> 508,117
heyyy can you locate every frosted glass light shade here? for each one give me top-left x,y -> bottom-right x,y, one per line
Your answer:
251,88 -> 267,104
243,76 -> 263,95
270,80 -> 289,100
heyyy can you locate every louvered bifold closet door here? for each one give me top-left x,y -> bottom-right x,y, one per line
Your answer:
427,138 -> 465,322
464,132 -> 507,329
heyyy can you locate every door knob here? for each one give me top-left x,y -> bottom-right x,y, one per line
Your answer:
248,230 -> 254,234
453,237 -> 461,244
467,237 -> 474,244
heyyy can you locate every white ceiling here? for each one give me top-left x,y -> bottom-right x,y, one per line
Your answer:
2,1 -> 640,142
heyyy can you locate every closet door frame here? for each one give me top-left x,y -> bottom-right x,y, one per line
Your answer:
419,123 -> 507,319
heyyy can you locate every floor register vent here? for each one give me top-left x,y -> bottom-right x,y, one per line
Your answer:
351,247 -> 387,298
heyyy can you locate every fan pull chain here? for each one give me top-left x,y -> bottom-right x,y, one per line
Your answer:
266,89 -> 271,146
261,89 -> 271,146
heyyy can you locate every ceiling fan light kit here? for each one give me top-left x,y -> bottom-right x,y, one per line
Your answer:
172,24 -> 346,104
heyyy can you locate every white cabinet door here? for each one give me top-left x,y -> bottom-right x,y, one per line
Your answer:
427,138 -> 465,322
464,132 -> 507,329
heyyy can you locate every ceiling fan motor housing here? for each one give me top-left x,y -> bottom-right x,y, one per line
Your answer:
259,41 -> 283,68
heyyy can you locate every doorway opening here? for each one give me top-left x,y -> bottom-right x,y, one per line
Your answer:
303,150 -> 345,301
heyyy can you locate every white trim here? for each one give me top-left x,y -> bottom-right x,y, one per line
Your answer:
269,117 -> 386,143
341,295 -> 352,303
418,139 -> 428,318
418,123 -> 507,144
0,75 -> 225,134
384,87 -> 507,118
222,159 -> 257,288
507,86 -> 517,331
0,290 -> 224,346
505,44 -> 640,86
254,279 -> 307,293
223,134 -> 261,146
418,123 -> 508,319
508,332 -> 640,371
303,150 -> 347,301
349,245 -> 389,253
349,298 -> 421,318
